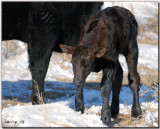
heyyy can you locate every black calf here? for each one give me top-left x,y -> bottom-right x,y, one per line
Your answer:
60,6 -> 142,125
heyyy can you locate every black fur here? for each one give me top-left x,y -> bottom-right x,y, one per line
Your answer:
2,2 -> 103,104
60,6 -> 142,125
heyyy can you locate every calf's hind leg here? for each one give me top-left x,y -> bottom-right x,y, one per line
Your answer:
111,61 -> 123,118
125,41 -> 142,117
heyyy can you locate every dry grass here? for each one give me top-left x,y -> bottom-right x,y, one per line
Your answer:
32,80 -> 73,127
2,99 -> 27,109
3,40 -> 16,59
140,67 -> 158,85
123,65 -> 158,86
32,80 -> 45,104
140,68 -> 158,102
113,103 -> 158,127
133,4 -> 158,45
113,113 -> 144,127
117,67 -> 158,127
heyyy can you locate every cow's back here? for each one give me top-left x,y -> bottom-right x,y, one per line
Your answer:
2,2 -> 103,52
2,2 -> 31,41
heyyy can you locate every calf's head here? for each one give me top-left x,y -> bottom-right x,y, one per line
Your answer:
60,44 -> 106,86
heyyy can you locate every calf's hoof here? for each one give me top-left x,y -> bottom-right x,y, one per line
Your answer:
101,116 -> 111,125
111,106 -> 119,118
131,105 -> 142,117
101,109 -> 111,125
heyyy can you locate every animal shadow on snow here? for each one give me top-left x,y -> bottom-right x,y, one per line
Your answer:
2,80 -> 156,109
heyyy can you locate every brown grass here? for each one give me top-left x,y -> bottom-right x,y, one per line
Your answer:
3,40 -> 16,59
2,99 -> 27,109
113,113 -> 144,127
32,79 -> 45,104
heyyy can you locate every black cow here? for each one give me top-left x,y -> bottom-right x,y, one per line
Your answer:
60,6 -> 142,125
2,2 -> 103,104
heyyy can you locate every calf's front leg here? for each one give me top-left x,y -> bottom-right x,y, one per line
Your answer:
100,66 -> 114,125
75,85 -> 84,113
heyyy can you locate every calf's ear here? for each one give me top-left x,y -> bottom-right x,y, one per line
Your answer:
92,47 -> 106,58
60,44 -> 76,55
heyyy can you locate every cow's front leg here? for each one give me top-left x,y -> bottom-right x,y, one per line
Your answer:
75,85 -> 84,113
100,65 -> 114,125
28,44 -> 52,105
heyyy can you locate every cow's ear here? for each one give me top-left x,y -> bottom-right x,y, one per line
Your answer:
92,47 -> 106,58
60,44 -> 76,54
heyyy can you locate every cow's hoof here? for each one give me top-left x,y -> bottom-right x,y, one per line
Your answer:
31,93 -> 46,105
32,100 -> 46,105
76,108 -> 84,114
32,98 -> 46,105
131,106 -> 142,117
111,106 -> 119,118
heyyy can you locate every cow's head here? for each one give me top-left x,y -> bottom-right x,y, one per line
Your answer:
60,44 -> 106,86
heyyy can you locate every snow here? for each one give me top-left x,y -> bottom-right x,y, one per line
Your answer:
119,44 -> 158,73
2,72 -> 158,127
1,53 -> 158,127
2,103 -> 105,127
1,41 -> 158,81
102,2 -> 158,44
138,44 -> 158,69
2,83 -> 158,127
2,41 -> 30,81
101,2 -> 158,21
